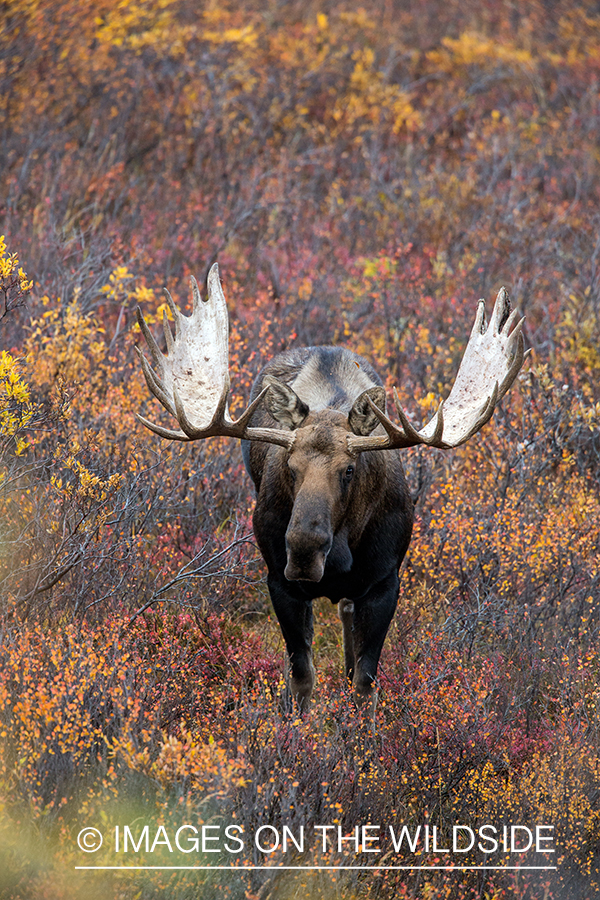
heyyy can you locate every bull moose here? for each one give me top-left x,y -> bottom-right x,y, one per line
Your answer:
135,265 -> 524,711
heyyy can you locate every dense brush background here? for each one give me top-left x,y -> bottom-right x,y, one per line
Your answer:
1,1 -> 600,897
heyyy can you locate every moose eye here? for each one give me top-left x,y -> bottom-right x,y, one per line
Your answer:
344,465 -> 355,481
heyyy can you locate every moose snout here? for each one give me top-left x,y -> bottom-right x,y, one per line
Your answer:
285,519 -> 332,583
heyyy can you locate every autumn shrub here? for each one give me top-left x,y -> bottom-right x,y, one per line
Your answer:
1,1 -> 600,898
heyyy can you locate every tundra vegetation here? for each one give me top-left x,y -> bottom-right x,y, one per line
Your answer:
1,1 -> 599,898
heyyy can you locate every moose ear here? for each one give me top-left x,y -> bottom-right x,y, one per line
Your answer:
348,387 -> 386,436
263,376 -> 309,430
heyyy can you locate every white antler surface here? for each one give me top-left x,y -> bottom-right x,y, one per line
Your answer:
136,263 -> 294,448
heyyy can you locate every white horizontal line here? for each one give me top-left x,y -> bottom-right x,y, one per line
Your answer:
75,865 -> 558,871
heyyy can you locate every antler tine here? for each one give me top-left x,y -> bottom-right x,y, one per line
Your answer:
500,327 -> 524,397
348,287 -> 525,454
471,298 -> 486,337
502,306 -> 520,336
162,309 -> 175,354
490,285 -> 509,332
163,288 -> 181,340
135,345 -> 177,418
191,275 -> 202,313
428,400 -> 445,445
135,412 -> 190,442
363,395 -> 413,448
135,264 -> 296,449
393,388 -> 423,443
232,387 -> 270,433
136,306 -> 164,371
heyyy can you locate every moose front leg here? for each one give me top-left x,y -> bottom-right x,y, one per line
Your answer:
268,576 -> 315,712
338,599 -> 356,682
349,571 -> 399,709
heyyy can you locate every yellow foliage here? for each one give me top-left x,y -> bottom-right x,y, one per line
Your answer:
113,725 -> 247,795
0,351 -> 34,457
100,264 -> 134,300
0,241 -> 35,457
558,9 -> 600,61
428,31 -> 534,71
25,299 -> 106,388
0,235 -> 32,291
559,290 -> 600,374
202,23 -> 258,48
95,0 -> 181,52
0,234 -> 33,311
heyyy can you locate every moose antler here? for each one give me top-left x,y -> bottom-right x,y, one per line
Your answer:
135,264 -> 295,448
347,287 -> 525,453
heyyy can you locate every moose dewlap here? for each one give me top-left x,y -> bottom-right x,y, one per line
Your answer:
136,265 -> 525,711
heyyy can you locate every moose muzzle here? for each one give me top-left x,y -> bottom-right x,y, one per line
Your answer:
284,496 -> 333,582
